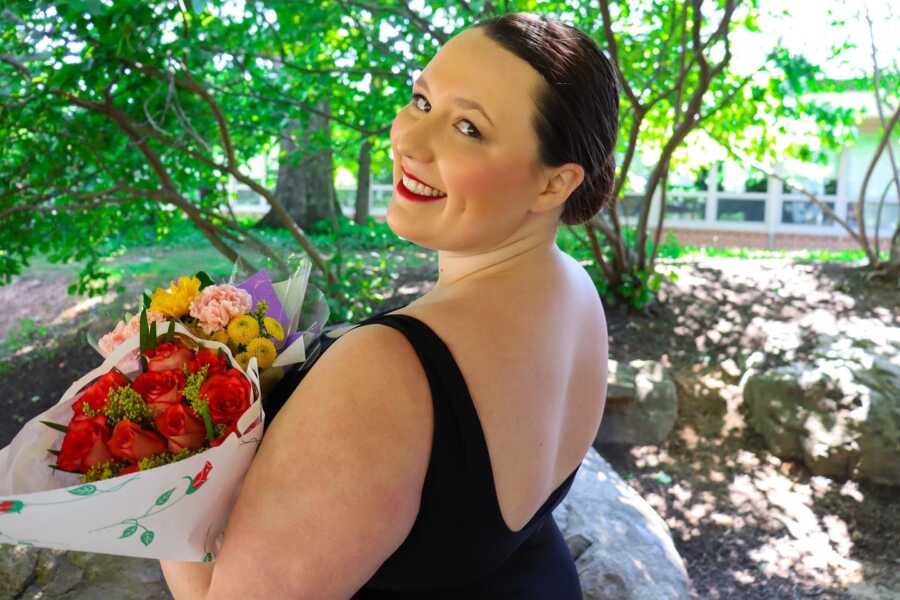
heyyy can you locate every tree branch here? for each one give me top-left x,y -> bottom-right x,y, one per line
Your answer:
344,1 -> 448,44
865,7 -> 900,248
598,0 -> 640,109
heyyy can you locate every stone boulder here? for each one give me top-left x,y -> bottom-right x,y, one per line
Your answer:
743,312 -> 900,486
0,546 -> 171,600
555,448 -> 691,599
595,360 -> 678,446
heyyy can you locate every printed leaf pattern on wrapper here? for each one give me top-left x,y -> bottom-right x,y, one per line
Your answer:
90,461 -> 214,548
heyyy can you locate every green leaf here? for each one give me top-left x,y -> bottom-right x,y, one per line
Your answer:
67,484 -> 97,496
195,271 -> 215,290
120,525 -> 139,538
165,320 -> 176,343
48,449 -> 60,456
40,420 -> 69,434
70,0 -> 106,16
49,465 -> 81,474
140,309 -> 149,354
140,530 -> 155,546
143,293 -> 152,310
155,487 -> 175,506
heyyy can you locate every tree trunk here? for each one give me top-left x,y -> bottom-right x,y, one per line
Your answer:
255,98 -> 338,230
354,138 -> 372,226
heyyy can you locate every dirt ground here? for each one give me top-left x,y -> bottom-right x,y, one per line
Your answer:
1,255 -> 898,599
601,258 -> 900,599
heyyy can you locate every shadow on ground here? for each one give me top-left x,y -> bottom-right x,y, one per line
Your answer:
599,257 -> 900,599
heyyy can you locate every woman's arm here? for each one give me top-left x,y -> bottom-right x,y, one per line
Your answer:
158,324 -> 432,599
159,560 -> 214,600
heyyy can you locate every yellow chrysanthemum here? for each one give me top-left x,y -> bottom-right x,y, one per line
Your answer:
245,337 -> 277,370
234,352 -> 252,372
227,315 -> 260,345
149,276 -> 201,318
210,330 -> 230,345
263,317 -> 285,342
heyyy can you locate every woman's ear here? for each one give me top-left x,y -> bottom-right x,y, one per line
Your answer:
532,163 -> 584,214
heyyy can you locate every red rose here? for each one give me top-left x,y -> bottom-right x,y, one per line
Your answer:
119,464 -> 140,475
131,369 -> 186,417
144,342 -> 194,373
155,404 -> 207,453
107,420 -> 167,462
200,368 -> 251,428
189,347 -> 228,376
57,415 -> 113,473
72,370 -> 130,418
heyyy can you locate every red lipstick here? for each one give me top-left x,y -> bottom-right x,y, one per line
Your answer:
396,171 -> 447,203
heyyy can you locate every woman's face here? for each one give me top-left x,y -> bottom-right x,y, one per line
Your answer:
388,28 -> 559,253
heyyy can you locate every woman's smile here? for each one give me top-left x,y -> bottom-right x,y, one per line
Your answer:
396,175 -> 448,202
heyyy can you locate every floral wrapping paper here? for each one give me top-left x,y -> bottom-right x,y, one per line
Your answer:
0,321 -> 263,562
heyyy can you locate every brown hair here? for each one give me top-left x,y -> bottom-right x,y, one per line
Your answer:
472,12 -> 620,225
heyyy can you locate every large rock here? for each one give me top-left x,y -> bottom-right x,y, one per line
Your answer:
743,312 -> 900,486
554,448 -> 691,600
596,360 -> 678,446
0,546 -> 171,600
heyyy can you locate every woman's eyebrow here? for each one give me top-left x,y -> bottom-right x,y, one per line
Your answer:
414,76 -> 495,127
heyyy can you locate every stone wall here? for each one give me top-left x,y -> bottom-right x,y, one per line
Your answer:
665,227 -> 862,251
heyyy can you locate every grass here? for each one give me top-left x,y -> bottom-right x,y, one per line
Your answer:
1,318 -> 49,353
672,245 -> 881,263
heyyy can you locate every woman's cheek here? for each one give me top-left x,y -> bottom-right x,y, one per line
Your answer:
457,160 -> 529,214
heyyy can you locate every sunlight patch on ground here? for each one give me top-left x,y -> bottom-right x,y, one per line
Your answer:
729,468 -> 865,587
50,293 -> 115,326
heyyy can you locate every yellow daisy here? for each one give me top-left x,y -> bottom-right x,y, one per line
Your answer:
263,317 -> 285,342
245,337 -> 277,370
211,330 -> 230,345
149,276 -> 201,318
227,315 -> 260,345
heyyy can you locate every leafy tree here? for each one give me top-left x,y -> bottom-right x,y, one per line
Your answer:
709,4 -> 900,277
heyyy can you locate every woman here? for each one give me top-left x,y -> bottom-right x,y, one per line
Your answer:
161,12 -> 617,599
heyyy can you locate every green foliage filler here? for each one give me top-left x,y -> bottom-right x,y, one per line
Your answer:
137,447 -> 204,471
81,459 -> 131,483
83,386 -> 154,429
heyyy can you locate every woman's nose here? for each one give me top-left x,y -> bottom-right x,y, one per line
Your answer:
391,114 -> 435,163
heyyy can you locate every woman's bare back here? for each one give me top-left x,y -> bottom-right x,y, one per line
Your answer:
384,250 -> 608,532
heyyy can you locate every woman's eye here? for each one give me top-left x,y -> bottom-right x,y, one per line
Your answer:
410,93 -> 482,140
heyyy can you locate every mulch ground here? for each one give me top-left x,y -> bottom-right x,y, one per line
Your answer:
1,256 -> 898,599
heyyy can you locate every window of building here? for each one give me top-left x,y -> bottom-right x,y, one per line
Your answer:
781,200 -> 836,225
717,198 -> 765,222
667,194 -> 706,221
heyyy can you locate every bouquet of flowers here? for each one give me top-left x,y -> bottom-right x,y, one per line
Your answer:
50,325 -> 252,484
92,260 -> 325,396
0,256 -> 329,561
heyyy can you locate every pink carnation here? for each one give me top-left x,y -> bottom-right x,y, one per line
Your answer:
98,310 -> 166,357
189,284 -> 252,335
98,310 -> 166,373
